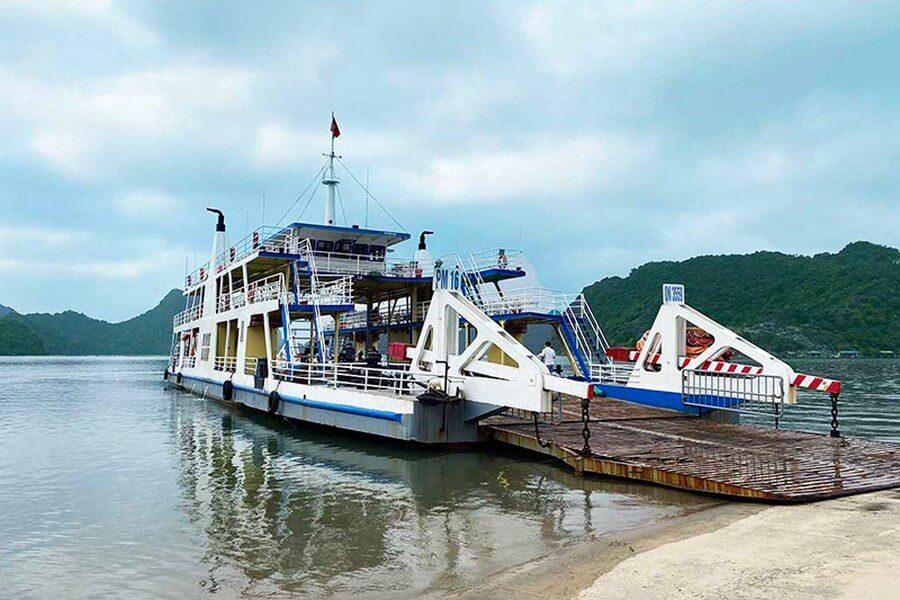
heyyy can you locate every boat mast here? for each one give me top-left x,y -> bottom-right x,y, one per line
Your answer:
323,112 -> 340,226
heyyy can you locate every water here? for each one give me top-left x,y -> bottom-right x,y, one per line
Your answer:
0,357 -> 711,599
745,359 -> 900,442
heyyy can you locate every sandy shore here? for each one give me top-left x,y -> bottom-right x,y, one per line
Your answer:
453,489 -> 899,600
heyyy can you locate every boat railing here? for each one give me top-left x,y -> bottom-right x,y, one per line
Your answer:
184,225 -> 291,289
244,357 -> 259,376
213,356 -> 238,373
326,300 -> 430,331
292,275 -> 353,306
467,247 -> 524,272
479,287 -> 568,316
173,304 -> 204,327
182,355 -> 197,369
270,360 -> 438,396
310,250 -> 425,278
591,362 -> 634,385
217,273 -> 286,313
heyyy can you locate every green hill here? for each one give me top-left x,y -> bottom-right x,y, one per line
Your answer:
582,242 -> 899,356
0,289 -> 183,356
0,314 -> 46,355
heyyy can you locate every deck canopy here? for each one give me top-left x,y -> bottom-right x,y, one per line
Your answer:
281,222 -> 410,249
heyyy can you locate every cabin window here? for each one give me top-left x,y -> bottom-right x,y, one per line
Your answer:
200,333 -> 212,362
370,245 -> 386,259
315,240 -> 334,253
336,240 -> 354,254
352,243 -> 370,256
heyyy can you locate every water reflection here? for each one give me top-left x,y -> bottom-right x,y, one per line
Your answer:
168,393 -> 706,598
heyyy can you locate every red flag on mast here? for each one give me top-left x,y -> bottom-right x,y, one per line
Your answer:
330,113 -> 341,138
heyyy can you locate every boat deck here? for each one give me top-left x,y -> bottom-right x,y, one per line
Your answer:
483,398 -> 900,502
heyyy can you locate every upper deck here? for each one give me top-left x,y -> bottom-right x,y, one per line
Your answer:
183,222 -> 526,293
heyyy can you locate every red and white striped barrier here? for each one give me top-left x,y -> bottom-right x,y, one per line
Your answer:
618,351 -> 841,394
790,373 -> 841,395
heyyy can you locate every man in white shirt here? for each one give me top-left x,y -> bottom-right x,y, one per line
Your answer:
537,341 -> 556,371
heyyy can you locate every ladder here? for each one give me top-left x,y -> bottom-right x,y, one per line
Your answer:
456,252 -> 488,307
562,294 -> 609,374
298,238 -> 327,362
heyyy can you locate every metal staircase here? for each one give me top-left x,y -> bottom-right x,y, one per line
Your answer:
298,238 -> 327,362
562,294 -> 609,375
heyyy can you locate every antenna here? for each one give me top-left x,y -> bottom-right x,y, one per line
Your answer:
322,111 -> 341,226
365,164 -> 370,228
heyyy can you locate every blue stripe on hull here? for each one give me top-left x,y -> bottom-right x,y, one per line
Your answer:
178,374 -> 404,423
594,383 -> 698,414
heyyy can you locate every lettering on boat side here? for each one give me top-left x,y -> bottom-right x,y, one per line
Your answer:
663,283 -> 685,304
433,266 -> 462,292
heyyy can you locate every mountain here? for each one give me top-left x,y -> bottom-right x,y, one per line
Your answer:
0,304 -> 13,319
0,314 -> 46,355
0,289 -> 183,356
582,242 -> 899,356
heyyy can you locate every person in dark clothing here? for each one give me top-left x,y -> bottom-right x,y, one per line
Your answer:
365,346 -> 381,368
339,341 -> 355,363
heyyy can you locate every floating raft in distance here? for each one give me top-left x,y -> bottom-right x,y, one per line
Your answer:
483,398 -> 900,502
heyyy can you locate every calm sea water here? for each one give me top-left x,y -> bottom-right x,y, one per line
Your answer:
0,357 -> 714,599
745,359 -> 900,442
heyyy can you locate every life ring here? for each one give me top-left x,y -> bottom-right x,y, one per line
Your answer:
268,390 -> 281,414
176,372 -> 183,385
222,379 -> 234,401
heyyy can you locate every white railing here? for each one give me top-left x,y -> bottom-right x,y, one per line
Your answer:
183,227 -> 525,290
182,355 -> 197,369
590,362 -> 633,385
216,273 -> 286,313
213,356 -> 238,372
311,250 -> 424,278
185,225 -> 291,289
293,275 -> 353,306
325,300 -> 430,331
244,357 -> 259,376
173,304 -> 204,327
480,287 -> 568,316
468,248 -> 525,272
270,360 -> 429,396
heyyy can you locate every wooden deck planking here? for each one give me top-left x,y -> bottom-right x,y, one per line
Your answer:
483,398 -> 900,502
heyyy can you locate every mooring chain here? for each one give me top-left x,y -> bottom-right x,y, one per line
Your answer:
829,392 -> 841,438
580,396 -> 592,456
532,412 -> 551,448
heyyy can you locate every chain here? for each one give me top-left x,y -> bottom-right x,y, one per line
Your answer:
580,397 -> 592,456
532,412 -> 551,448
829,392 -> 841,438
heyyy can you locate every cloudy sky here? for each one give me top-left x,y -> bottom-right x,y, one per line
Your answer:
1,1 -> 898,321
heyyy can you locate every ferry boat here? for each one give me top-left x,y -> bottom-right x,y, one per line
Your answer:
165,119 -> 844,443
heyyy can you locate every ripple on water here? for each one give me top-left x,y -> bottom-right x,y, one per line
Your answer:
2,357 -> 897,598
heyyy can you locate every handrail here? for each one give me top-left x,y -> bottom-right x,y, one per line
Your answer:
173,304 -> 204,327
327,299 -> 430,331
244,356 -> 259,376
216,273 -> 285,313
270,359 -> 428,395
213,356 -> 238,372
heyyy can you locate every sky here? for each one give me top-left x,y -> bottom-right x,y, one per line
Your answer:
1,1 -> 898,321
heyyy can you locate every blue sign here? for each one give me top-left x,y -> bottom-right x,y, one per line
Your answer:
433,266 -> 462,291
663,283 -> 685,304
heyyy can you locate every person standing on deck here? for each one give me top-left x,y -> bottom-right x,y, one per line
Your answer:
537,341 -> 556,371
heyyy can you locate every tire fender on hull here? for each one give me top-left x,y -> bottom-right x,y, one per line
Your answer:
268,390 -> 281,414
222,379 -> 234,401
